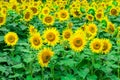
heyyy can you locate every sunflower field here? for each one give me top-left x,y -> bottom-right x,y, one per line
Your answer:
0,0 -> 120,80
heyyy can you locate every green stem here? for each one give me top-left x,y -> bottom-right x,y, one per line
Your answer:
42,67 -> 44,80
91,54 -> 95,75
118,46 -> 120,79
51,66 -> 55,80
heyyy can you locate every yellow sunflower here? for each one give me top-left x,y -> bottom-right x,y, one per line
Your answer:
30,6 -> 39,15
43,15 -> 54,26
29,25 -> 38,36
0,15 -> 6,26
90,38 -> 102,53
62,29 -> 73,40
41,7 -> 50,15
110,7 -> 119,16
86,14 -> 94,21
4,32 -> 19,46
43,28 -> 59,46
29,33 -> 42,50
58,9 -> 69,21
69,33 -> 86,52
106,22 -> 115,34
23,9 -> 33,22
101,39 -> 112,54
95,11 -> 104,21
37,48 -> 54,67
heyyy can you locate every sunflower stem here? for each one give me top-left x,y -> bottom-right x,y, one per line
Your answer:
51,65 -> 55,80
41,67 -> 44,80
118,46 -> 120,79
91,54 -> 95,75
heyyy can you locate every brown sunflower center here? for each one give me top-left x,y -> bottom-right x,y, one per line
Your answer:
45,16 -> 52,23
74,11 -> 80,16
31,7 -> 37,14
111,9 -> 117,15
64,31 -> 70,39
44,10 -> 48,14
8,35 -> 15,43
73,38 -> 83,47
103,42 -> 108,51
88,15 -> 93,20
97,13 -> 102,19
109,24 -> 115,32
12,5 -> 16,10
46,32 -> 55,42
25,12 -> 30,19
33,37 -> 40,46
89,26 -> 95,33
93,42 -> 101,50
42,52 -> 51,63
61,12 -> 67,18
0,17 -> 4,23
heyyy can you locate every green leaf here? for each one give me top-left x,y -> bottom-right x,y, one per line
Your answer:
25,75 -> 33,80
0,36 -> 4,42
61,74 -> 76,80
0,66 -> 6,72
87,75 -> 97,80
78,68 -> 89,79
12,63 -> 24,69
0,57 -> 7,63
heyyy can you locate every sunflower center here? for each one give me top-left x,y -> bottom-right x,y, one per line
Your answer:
109,24 -> 115,32
73,38 -> 83,47
93,42 -> 101,50
45,16 -> 52,23
64,32 -> 70,39
74,11 -> 80,16
88,15 -> 93,20
46,32 -> 55,42
103,42 -> 108,51
8,35 -> 15,43
44,10 -> 48,14
33,37 -> 40,46
61,12 -> 67,18
111,9 -> 117,15
31,7 -> 37,14
42,52 -> 51,63
89,26 -> 95,33
97,13 -> 102,19
25,12 -> 30,19
0,17 -> 4,23
12,5 -> 16,10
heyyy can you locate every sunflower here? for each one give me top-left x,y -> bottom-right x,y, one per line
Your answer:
0,15 -> 6,26
58,9 -> 69,21
106,22 -> 115,34
101,39 -> 112,54
4,32 -> 19,46
110,7 -> 119,16
70,8 -> 82,18
69,33 -> 86,52
37,48 -> 54,67
29,25 -> 38,36
43,15 -> 54,26
62,29 -> 73,40
30,6 -> 39,15
86,23 -> 97,35
90,38 -> 102,53
29,33 -> 42,50
41,7 -> 50,15
23,9 -> 33,21
95,11 -> 104,21
86,14 -> 94,21
43,28 -> 59,46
